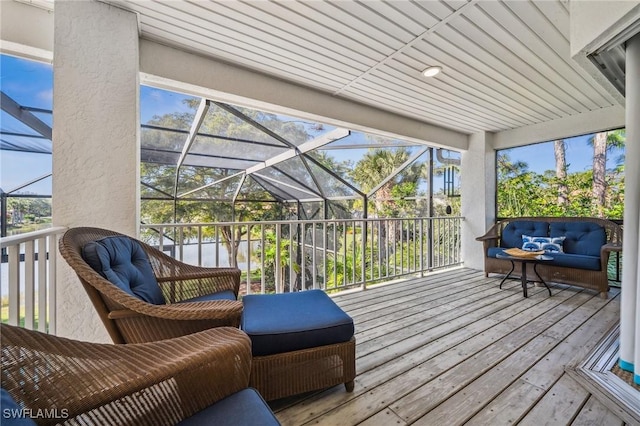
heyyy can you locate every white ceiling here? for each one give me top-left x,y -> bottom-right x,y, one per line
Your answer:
101,1 -> 620,135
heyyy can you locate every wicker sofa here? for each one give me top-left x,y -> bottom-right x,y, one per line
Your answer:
476,217 -> 622,298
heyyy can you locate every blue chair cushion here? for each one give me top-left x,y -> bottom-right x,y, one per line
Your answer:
179,290 -> 237,303
1,388 -> 37,425
550,222 -> 606,256
501,221 -> 549,248
82,236 -> 165,305
177,388 -> 280,426
241,290 -> 354,357
544,253 -> 601,271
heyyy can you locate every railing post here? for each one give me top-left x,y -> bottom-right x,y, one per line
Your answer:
428,217 -> 434,271
361,219 -> 367,290
420,218 -> 425,277
24,240 -> 35,329
37,236 -> 48,332
275,223 -> 282,293
246,226 -> 252,295
8,244 -> 20,326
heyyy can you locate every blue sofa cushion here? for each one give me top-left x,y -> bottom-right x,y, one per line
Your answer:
545,253 -> 601,271
550,222 -> 606,256
488,247 -> 601,271
241,290 -> 354,357
501,221 -> 549,248
488,247 -> 507,258
1,388 -> 37,426
82,236 -> 165,305
177,388 -> 280,426
522,235 -> 565,253
179,290 -> 236,303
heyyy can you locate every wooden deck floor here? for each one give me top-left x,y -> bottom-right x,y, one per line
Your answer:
273,267 -> 624,426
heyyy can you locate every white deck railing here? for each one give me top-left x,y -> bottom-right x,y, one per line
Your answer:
0,226 -> 66,333
0,218 -> 461,333
140,217 -> 463,295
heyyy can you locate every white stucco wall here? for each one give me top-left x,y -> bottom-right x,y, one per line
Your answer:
461,132 -> 496,271
52,0 -> 140,342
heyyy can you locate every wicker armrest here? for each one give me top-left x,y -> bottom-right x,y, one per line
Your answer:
1,325 -> 251,426
475,233 -> 498,242
475,223 -> 501,244
109,298 -> 244,321
601,242 -> 622,253
156,267 -> 241,302
156,267 -> 241,283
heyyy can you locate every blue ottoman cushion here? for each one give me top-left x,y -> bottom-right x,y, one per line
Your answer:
241,290 -> 354,357
177,388 -> 280,426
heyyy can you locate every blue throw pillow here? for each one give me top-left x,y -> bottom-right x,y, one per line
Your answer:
82,236 -> 165,305
522,235 -> 565,253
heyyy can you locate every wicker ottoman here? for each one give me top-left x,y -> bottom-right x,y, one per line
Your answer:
241,290 -> 356,401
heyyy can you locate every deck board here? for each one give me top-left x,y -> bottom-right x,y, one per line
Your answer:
273,268 -> 623,425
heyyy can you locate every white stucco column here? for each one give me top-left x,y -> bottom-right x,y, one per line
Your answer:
461,132 -> 496,270
52,1 -> 139,342
619,32 -> 640,383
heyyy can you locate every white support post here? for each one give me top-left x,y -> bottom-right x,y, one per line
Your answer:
461,132 -> 496,271
52,1 -> 139,342
619,33 -> 640,384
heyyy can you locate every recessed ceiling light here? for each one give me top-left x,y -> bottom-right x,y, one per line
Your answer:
422,66 -> 442,77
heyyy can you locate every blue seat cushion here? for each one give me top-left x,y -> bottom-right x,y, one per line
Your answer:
177,388 -> 280,426
501,221 -> 549,248
550,222 -> 606,256
179,290 -> 237,303
241,290 -> 354,357
1,388 -> 37,425
488,247 -> 507,258
82,236 -> 165,305
545,253 -> 601,271
488,248 -> 601,271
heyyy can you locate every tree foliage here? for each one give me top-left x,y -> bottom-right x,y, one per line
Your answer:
498,131 -> 625,219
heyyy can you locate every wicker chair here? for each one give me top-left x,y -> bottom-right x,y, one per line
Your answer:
1,324 -> 280,426
59,227 -> 243,344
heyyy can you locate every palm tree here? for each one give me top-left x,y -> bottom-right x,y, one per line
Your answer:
350,147 -> 422,217
554,140 -> 568,208
589,129 -> 625,218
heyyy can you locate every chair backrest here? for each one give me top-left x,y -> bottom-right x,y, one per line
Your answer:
83,235 -> 166,305
59,227 -> 135,343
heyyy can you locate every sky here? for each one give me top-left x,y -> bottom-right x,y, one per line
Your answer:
0,53 -> 626,197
